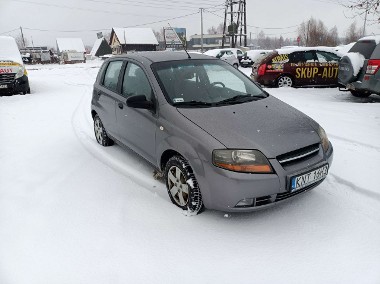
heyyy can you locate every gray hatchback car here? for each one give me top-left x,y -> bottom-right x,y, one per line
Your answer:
91,52 -> 333,214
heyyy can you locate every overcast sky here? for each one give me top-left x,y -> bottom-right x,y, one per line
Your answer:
0,0 -> 379,48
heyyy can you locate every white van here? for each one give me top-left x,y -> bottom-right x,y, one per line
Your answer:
0,36 -> 30,95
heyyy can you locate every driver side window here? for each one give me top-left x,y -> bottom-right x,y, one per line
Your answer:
122,62 -> 152,100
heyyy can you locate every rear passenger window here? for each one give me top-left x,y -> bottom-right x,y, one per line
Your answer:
316,51 -> 340,63
103,61 -> 123,92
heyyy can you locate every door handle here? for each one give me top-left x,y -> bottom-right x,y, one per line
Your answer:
118,102 -> 123,109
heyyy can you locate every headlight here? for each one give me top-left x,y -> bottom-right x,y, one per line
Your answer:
318,126 -> 329,152
15,66 -> 25,79
213,149 -> 273,173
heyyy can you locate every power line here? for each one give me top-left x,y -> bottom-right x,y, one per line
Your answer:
0,28 -> 20,35
20,11 -> 200,33
9,0 -> 192,17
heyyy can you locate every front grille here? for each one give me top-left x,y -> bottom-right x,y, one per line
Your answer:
277,144 -> 320,166
0,73 -> 16,84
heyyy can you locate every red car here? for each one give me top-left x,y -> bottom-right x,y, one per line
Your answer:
251,47 -> 341,87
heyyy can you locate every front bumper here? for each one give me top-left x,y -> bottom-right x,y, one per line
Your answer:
0,75 -> 29,95
194,143 -> 333,212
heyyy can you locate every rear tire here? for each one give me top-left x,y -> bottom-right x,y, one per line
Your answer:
164,155 -> 204,215
350,90 -> 371,98
94,114 -> 113,146
277,75 -> 293,87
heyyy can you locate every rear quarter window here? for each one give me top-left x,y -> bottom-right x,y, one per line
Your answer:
370,44 -> 380,59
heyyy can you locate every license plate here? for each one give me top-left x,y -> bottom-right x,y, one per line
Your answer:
0,84 -> 8,89
291,165 -> 329,192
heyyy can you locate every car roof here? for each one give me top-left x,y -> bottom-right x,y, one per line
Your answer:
111,51 -> 216,63
276,46 -> 339,55
358,35 -> 380,45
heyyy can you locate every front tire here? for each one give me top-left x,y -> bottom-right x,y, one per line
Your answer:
164,155 -> 203,214
350,90 -> 371,98
233,63 -> 239,69
94,114 -> 113,146
277,75 -> 293,87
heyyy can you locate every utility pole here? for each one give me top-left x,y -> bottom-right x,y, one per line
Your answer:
200,8 -> 204,53
20,26 -> 25,48
230,1 -> 234,48
363,0 -> 368,36
222,0 -> 247,48
222,1 -> 228,48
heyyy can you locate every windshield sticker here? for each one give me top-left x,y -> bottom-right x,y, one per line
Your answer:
173,98 -> 184,103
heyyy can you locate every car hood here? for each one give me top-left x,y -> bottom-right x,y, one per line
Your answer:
176,96 -> 321,158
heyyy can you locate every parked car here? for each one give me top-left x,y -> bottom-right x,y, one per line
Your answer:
91,52 -> 333,214
338,35 -> 380,97
0,36 -> 30,95
204,49 -> 239,68
240,50 -> 271,68
251,47 -> 341,87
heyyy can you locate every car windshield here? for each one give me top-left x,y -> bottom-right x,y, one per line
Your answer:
152,60 -> 267,108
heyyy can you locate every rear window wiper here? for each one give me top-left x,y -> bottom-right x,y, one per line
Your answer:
173,100 -> 213,108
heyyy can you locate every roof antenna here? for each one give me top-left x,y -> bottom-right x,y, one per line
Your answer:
167,23 -> 191,59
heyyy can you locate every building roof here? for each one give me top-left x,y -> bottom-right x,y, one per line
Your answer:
113,28 -> 159,45
56,38 -> 85,53
90,38 -> 104,56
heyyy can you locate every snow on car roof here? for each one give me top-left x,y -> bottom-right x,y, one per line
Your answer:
204,49 -> 222,57
0,36 -> 23,64
56,38 -> 86,53
113,28 -> 158,45
276,46 -> 339,55
358,35 -> 380,45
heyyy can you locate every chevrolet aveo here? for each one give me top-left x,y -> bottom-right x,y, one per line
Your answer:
91,52 -> 333,214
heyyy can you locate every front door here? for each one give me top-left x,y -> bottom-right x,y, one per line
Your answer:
115,61 -> 157,164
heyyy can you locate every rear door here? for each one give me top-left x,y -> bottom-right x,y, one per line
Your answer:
315,51 -> 340,85
115,61 -> 157,164
94,60 -> 124,138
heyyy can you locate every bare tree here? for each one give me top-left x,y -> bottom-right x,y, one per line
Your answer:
207,23 -> 224,34
298,17 -> 339,46
153,29 -> 164,42
342,0 -> 380,27
14,34 -> 29,49
345,22 -> 363,43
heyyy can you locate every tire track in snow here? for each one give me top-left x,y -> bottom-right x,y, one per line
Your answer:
70,86 -> 166,199
328,134 -> 380,152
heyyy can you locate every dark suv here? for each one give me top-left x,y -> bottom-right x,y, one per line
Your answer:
338,36 -> 380,97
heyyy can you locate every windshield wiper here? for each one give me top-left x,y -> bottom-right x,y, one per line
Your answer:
215,94 -> 263,105
173,100 -> 213,108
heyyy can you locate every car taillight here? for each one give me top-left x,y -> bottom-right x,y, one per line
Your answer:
366,59 -> 380,75
258,63 -> 267,76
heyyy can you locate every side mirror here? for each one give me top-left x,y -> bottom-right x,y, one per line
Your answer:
126,95 -> 154,110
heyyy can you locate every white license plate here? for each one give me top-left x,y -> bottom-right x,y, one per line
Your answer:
0,84 -> 8,89
291,165 -> 329,192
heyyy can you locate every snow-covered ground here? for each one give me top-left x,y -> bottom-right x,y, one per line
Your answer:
1,61 -> 379,284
